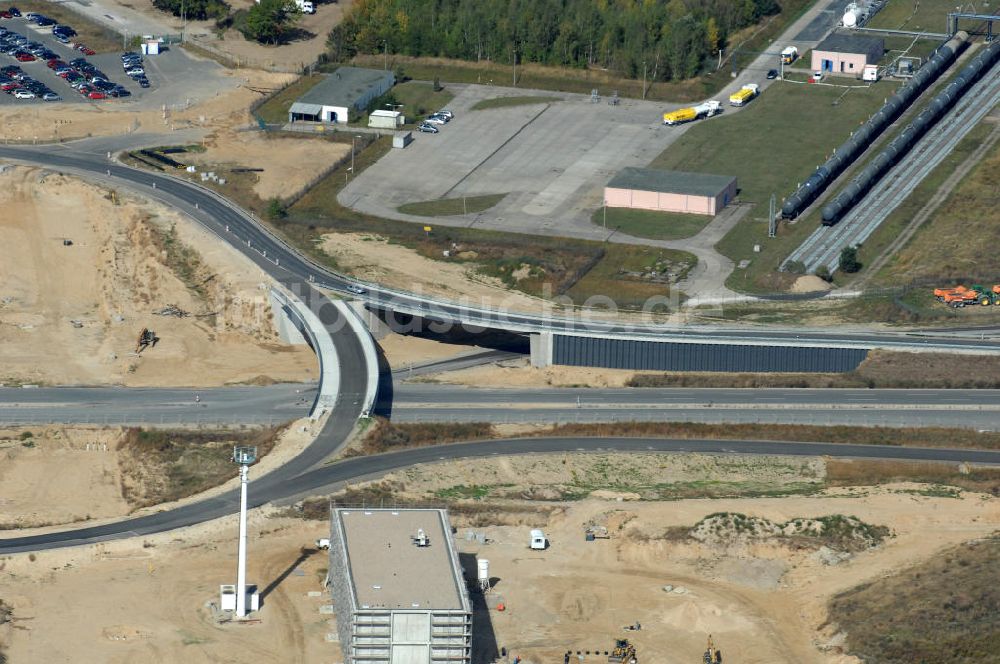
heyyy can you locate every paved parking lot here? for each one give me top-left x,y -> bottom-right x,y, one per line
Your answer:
341,84 -> 684,241
0,15 -> 236,109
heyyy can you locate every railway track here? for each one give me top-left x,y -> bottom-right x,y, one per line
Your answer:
785,58 -> 1000,274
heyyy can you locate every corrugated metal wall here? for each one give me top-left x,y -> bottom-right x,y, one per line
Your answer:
552,336 -> 868,372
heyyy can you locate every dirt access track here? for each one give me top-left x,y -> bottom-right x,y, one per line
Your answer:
0,166 -> 314,387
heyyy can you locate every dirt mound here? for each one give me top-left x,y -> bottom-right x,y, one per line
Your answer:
690,513 -> 890,551
791,275 -> 832,293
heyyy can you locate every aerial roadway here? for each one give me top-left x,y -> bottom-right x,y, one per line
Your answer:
1,141 -> 1000,354
2,435 -> 1000,555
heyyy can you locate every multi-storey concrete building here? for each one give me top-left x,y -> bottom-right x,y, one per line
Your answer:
328,508 -> 472,664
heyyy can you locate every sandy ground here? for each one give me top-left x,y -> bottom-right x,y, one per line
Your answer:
1,455 -> 995,664
319,233 -> 550,311
0,427 -> 127,528
184,131 -> 350,200
0,514 -> 337,664
790,275 -> 832,293
0,418 -> 319,532
419,357 -> 651,388
377,333 -> 488,368
0,67 -> 293,142
0,166 -> 314,387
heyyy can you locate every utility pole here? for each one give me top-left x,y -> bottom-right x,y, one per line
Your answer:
512,43 -> 516,87
232,446 -> 257,618
383,40 -> 388,71
642,60 -> 647,99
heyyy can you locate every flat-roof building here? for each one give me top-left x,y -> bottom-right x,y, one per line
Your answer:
604,167 -> 737,216
328,508 -> 472,664
289,67 -> 395,125
811,33 -> 884,77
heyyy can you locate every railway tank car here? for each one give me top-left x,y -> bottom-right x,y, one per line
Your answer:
780,31 -> 969,220
820,37 -> 1000,225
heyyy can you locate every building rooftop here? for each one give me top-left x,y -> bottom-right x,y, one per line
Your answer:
814,33 -> 884,55
607,167 -> 736,197
296,66 -> 394,107
336,508 -> 465,610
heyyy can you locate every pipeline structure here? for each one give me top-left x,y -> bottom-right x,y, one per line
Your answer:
780,31 -> 970,220
820,37 -> 1000,224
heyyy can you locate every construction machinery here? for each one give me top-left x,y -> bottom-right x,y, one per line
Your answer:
663,100 -> 721,125
135,327 -> 159,354
703,635 -> 722,663
935,284 -> 1000,308
608,639 -> 637,664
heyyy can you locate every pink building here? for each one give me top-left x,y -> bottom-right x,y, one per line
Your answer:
604,167 -> 737,216
810,33 -> 884,77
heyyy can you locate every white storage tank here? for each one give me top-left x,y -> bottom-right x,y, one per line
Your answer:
477,559 -> 489,582
530,529 -> 547,550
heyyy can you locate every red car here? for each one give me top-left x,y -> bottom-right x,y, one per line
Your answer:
74,44 -> 96,55
0,10 -> 11,18
1,81 -> 19,91
87,90 -> 106,100
14,52 -> 35,62
46,59 -> 63,69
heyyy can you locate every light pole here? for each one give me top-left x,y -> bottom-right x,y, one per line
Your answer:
351,134 -> 361,180
232,445 -> 257,618
383,40 -> 388,70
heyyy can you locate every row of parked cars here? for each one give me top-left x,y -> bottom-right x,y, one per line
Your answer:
417,109 -> 454,134
1,64 -> 59,100
48,56 -> 133,99
120,51 -> 150,88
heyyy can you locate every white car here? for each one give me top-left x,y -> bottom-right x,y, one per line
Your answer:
435,109 -> 454,119
13,89 -> 35,99
425,115 -> 447,125
346,285 -> 366,295
813,71 -> 823,81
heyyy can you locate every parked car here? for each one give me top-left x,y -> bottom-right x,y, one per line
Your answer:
125,66 -> 144,77
812,71 -> 823,81
14,51 -> 34,61
53,25 -> 76,36
424,115 -> 447,125
0,11 -> 12,19
766,69 -> 779,80
435,109 -> 454,119
8,7 -> 20,17
12,88 -> 33,98
87,90 -> 106,99
417,122 -> 439,133
41,91 -> 59,101
136,76 -> 149,88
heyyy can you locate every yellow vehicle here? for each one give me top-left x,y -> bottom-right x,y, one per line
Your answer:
662,100 -> 721,126
729,83 -> 759,106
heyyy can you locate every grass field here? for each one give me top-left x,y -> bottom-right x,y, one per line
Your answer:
470,96 -> 562,111
590,207 -> 714,241
867,0 -> 958,32
254,74 -> 324,124
14,0 -> 123,53
397,194 -> 506,217
648,79 -> 900,293
829,535 -> 1000,664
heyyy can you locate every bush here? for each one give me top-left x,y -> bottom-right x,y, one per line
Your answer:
840,245 -> 862,273
153,0 -> 229,21
266,197 -> 288,220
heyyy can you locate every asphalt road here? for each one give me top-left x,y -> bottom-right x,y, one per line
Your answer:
3,435 -> 1000,554
0,384 -> 316,426
2,141 -> 1000,355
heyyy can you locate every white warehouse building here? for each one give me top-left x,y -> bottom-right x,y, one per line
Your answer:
328,508 -> 472,664
288,67 -> 395,125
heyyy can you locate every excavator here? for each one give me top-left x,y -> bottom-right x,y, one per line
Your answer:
608,639 -> 637,664
703,635 -> 722,663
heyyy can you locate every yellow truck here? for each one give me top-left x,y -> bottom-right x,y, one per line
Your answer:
729,83 -> 759,106
662,100 -> 721,125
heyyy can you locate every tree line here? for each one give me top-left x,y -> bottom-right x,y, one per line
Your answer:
328,0 -> 781,81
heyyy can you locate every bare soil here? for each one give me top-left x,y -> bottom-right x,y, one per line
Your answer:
0,166 -> 314,387
184,131 -> 350,200
1,451 -> 997,663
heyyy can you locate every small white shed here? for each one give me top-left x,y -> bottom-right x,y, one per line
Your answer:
368,109 -> 404,129
530,529 -> 547,550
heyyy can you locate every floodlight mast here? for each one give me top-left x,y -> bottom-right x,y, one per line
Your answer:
233,445 -> 257,618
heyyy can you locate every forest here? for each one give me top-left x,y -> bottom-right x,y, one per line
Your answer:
327,0 -> 782,81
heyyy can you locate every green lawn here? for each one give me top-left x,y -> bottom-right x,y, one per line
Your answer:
398,194 -> 507,217
867,0 -> 958,32
254,74 -> 325,125
649,79 -> 901,294
591,207 -> 713,241
471,96 -> 562,111
389,81 -> 455,125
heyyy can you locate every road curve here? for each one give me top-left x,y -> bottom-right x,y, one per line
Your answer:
2,436 -> 998,554
1,143 -> 1000,354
